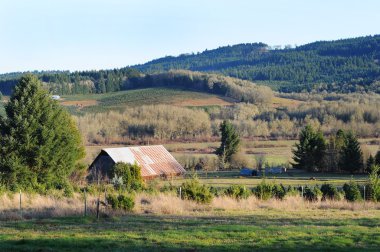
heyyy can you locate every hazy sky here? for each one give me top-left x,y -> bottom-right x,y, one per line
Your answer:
1,0 -> 379,73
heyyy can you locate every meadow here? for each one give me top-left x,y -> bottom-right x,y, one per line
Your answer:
0,194 -> 379,251
61,88 -> 235,114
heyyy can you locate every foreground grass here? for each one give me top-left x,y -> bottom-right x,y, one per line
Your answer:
0,209 -> 379,251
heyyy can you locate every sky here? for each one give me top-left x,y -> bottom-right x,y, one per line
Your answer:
1,0 -> 379,74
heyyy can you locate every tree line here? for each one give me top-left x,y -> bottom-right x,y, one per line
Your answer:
292,125 -> 380,173
0,70 -> 273,106
135,35 -> 380,93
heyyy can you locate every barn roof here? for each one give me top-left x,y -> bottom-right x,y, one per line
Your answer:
101,145 -> 186,178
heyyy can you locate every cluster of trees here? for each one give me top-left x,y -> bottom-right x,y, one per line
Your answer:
0,75 -> 84,192
74,91 -> 380,145
292,125 -> 380,173
0,68 -> 140,96
130,70 -> 273,105
136,35 -> 380,93
76,105 -> 211,144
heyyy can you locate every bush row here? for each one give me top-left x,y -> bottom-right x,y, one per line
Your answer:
172,178 -> 380,204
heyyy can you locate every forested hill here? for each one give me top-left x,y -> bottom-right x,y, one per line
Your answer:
135,35 -> 380,93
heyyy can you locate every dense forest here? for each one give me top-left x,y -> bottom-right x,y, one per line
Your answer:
135,35 -> 380,93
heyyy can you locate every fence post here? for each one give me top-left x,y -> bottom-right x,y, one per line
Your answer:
84,189 -> 87,217
363,185 -> 366,202
96,197 -> 100,219
19,190 -> 22,218
179,186 -> 182,199
301,186 -> 304,198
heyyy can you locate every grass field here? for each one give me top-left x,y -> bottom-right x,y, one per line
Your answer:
60,88 -> 236,114
1,209 -> 379,251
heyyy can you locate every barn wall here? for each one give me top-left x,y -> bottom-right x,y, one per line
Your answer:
89,154 -> 115,182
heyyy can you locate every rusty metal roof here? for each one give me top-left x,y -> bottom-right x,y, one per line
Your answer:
102,145 -> 185,178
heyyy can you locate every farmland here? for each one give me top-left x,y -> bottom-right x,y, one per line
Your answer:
60,88 -> 236,114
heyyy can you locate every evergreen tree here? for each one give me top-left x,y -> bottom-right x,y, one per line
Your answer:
367,155 -> 376,173
0,75 -> 85,191
216,120 -> 240,166
292,125 -> 326,172
375,150 -> 380,165
339,131 -> 363,173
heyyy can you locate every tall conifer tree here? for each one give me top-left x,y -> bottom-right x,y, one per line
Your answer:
0,75 -> 85,191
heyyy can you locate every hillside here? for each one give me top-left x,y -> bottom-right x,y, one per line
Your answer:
1,35 -> 380,94
59,87 -> 236,115
135,35 -> 380,93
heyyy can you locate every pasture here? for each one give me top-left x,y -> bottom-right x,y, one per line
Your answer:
60,88 -> 236,114
0,207 -> 379,251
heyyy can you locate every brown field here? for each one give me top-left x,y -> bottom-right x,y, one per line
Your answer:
60,99 -> 98,107
271,96 -> 304,108
173,97 -> 235,107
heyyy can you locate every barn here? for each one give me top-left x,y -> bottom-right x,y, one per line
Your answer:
88,145 -> 186,181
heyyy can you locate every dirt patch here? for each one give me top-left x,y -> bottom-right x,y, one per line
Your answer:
60,99 -> 98,107
174,97 -> 235,107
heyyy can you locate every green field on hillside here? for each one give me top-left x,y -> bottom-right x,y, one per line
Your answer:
61,88 -> 234,114
1,210 -> 379,251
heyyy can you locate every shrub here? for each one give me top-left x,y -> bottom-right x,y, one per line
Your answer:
368,165 -> 380,202
229,152 -> 250,169
286,185 -> 300,197
254,179 -> 274,200
272,184 -> 286,200
225,185 -> 251,200
111,162 -> 144,192
210,186 -> 224,197
320,184 -> 342,201
343,181 -> 362,202
107,194 -> 135,211
160,182 -> 177,194
181,179 -> 213,204
303,186 -> 322,202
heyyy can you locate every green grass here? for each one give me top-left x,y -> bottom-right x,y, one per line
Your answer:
0,211 -> 379,251
62,88 -> 230,114
171,170 -> 369,188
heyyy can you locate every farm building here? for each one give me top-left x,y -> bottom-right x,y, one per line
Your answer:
89,145 -> 185,181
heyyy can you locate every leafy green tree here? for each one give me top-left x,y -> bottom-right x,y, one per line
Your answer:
0,75 -> 85,191
339,132 -> 363,173
292,125 -> 326,171
216,120 -> 240,167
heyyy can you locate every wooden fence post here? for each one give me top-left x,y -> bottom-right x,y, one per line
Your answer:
363,185 -> 366,202
19,190 -> 22,218
96,197 -> 100,219
84,189 -> 87,217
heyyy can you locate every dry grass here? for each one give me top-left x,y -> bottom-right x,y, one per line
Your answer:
135,193 -> 380,216
173,97 -> 235,107
1,192 -> 379,220
60,99 -> 98,107
0,193 -> 99,220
